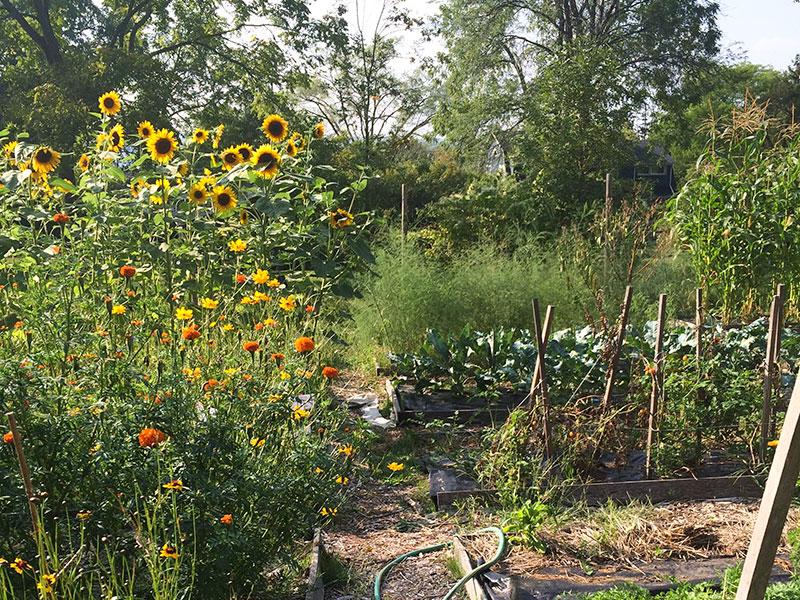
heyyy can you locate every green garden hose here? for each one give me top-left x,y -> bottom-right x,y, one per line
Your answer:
373,526 -> 507,600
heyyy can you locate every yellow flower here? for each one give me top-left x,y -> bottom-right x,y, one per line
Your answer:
111,304 -> 126,315
313,122 -> 325,138
76,510 -> 92,521
98,91 -> 122,116
267,279 -> 281,288
320,506 -> 337,517
261,114 -> 288,142
222,323 -> 234,332
212,185 -> 237,213
160,544 -> 179,560
278,295 -> 297,311
338,444 -> 354,457
252,269 -> 270,285
335,475 -> 349,485
212,124 -> 224,149
37,573 -> 56,594
293,406 -> 310,420
147,129 -> 178,163
10,558 -> 30,574
108,123 -> 125,152
286,139 -> 298,157
2,140 -> 18,161
264,318 -> 278,327
387,462 -> 405,472
31,146 -> 61,174
252,144 -> 281,178
228,239 -> 247,253
188,183 -> 207,204
192,128 -> 209,144
200,297 -> 219,309
330,208 -> 354,229
236,143 -> 255,162
768,440 -> 779,448
252,291 -> 270,303
78,153 -> 90,171
279,371 -> 291,380
137,121 -> 154,138
220,146 -> 242,170
250,437 -> 266,448
175,307 -> 194,320
162,479 -> 183,491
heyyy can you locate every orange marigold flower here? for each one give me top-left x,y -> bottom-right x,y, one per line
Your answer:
203,378 -> 219,391
235,273 -> 247,284
119,265 -> 137,278
138,427 -> 167,448
322,366 -> 339,379
182,323 -> 201,341
294,336 -> 314,353
220,513 -> 233,526
254,322 -> 264,331
53,212 -> 70,224
3,431 -> 13,444
271,352 -> 285,362
243,340 -> 260,353
305,305 -> 315,313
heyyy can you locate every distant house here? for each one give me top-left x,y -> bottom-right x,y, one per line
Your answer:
620,141 -> 677,197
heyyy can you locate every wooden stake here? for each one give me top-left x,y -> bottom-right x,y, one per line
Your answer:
530,305 -> 554,403
645,294 -> 667,478
532,299 -> 552,459
695,288 -> 705,459
771,284 -> 786,438
601,286 -> 633,410
400,183 -> 407,242
736,369 -> 800,600
6,412 -> 38,535
760,295 -> 780,462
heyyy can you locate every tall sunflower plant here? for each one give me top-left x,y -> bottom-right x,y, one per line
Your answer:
0,96 -> 370,599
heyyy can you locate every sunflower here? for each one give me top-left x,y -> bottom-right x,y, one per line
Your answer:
188,183 -> 207,204
212,124 -> 224,149
159,544 -> 179,560
220,146 -> 241,170
236,143 -> 254,162
192,128 -> 209,144
290,132 -> 305,151
147,129 -> 178,163
252,145 -> 281,178
130,178 -> 145,198
261,114 -> 288,142
285,139 -> 298,157
313,122 -> 325,138
78,153 -> 90,172
2,141 -> 18,163
212,185 -> 237,213
98,91 -> 122,116
137,121 -> 154,139
31,146 -> 61,174
108,124 -> 125,152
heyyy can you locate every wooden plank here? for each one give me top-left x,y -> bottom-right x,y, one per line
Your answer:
645,294 -> 667,478
736,369 -> 800,600
452,536 -> 489,600
305,529 -> 324,600
760,295 -> 779,462
601,286 -> 633,410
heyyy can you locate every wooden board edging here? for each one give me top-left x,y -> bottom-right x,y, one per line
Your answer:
305,528 -> 324,600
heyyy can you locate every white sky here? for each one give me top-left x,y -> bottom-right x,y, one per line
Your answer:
310,0 -> 799,72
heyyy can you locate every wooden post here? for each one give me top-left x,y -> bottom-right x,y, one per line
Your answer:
771,284 -> 786,438
601,286 -> 633,410
645,294 -> 667,479
400,183 -> 407,242
532,299 -> 553,459
695,288 -> 705,460
6,412 -> 38,535
760,296 -> 780,462
530,305 -> 554,401
736,369 -> 800,600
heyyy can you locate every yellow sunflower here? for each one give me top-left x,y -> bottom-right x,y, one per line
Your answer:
212,185 -> 237,213
192,128 -> 209,144
252,145 -> 281,179
78,153 -> 90,171
285,139 -> 298,157
137,121 -> 155,139
220,146 -> 241,170
31,146 -> 61,174
290,132 -> 305,151
2,141 -> 18,162
147,129 -> 178,163
236,143 -> 254,162
261,114 -> 288,142
212,124 -> 224,149
108,124 -> 125,152
98,91 -> 122,116
188,183 -> 207,204
130,177 -> 146,198
313,122 -> 325,138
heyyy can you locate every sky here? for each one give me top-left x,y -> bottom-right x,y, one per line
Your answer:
310,0 -> 799,72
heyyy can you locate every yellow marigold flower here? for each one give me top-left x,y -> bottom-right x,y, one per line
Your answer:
252,291 -> 270,303
160,544 -> 179,560
320,507 -> 337,517
222,323 -> 234,332
192,128 -> 209,144
264,318 -> 278,327
175,307 -> 193,320
108,123 -> 125,152
330,208 -> 354,229
236,143 -> 254,162
293,406 -> 310,420
162,479 -> 183,491
220,146 -> 242,170
147,129 -> 178,163
768,439 -> 779,448
228,238 -> 247,253
98,91 -> 122,115
313,122 -> 325,138
387,462 -> 405,472
279,371 -> 291,380
252,144 -> 281,178
336,475 -> 349,485
278,295 -> 297,311
31,146 -> 61,174
111,304 -> 126,315
267,278 -> 281,288
200,297 -> 219,309
137,121 -> 154,138
78,153 -> 90,171
252,269 -> 270,285
261,114 -> 288,142
212,185 -> 237,213
188,183 -> 207,204
250,437 -> 266,448
338,444 -> 354,457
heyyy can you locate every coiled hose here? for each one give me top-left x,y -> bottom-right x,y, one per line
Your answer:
373,526 -> 507,600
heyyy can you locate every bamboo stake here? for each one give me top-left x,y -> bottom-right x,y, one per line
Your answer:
760,295 -> 779,462
532,299 -> 552,460
6,412 -> 38,535
601,285 -> 633,410
645,294 -> 667,479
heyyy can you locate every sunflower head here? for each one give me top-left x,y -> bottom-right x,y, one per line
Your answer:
212,124 -> 225,149
313,122 -> 325,139
78,154 -> 90,172
285,140 -> 298,157
147,129 -> 178,163
220,146 -> 242,170
137,121 -> 154,139
2,141 -> 18,164
252,145 -> 281,179
236,143 -> 254,162
192,128 -> 209,144
212,185 -> 238,213
98,91 -> 122,116
108,124 -> 125,152
290,132 -> 305,151
32,146 -> 61,174
261,114 -> 288,142
188,183 -> 207,204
